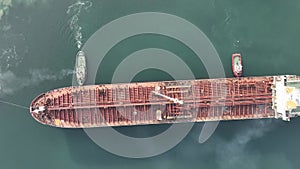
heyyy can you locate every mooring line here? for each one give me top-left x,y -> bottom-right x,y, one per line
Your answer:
0,99 -> 29,110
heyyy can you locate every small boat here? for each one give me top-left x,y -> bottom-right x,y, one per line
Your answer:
76,51 -> 87,86
232,53 -> 242,77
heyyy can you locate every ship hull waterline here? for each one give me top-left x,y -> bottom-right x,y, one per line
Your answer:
30,75 -> 300,128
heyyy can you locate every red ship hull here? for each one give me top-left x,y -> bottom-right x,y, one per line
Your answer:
30,76 -> 278,128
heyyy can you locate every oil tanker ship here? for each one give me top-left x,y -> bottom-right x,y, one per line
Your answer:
30,75 -> 300,128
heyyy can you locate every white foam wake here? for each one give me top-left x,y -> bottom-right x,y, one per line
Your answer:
0,46 -> 22,70
215,120 -> 275,169
0,0 -> 12,22
67,0 -> 92,49
0,0 -> 47,21
0,69 -> 74,97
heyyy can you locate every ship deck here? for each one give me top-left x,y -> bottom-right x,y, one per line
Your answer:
30,76 -> 276,128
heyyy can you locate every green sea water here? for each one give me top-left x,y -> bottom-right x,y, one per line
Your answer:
1,0 -> 300,169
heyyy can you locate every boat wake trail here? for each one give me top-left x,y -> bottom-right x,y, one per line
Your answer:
67,0 -> 92,49
0,46 -> 22,70
0,0 -> 12,21
0,46 -> 74,98
215,120 -> 275,169
0,0 -> 47,21
0,69 -> 74,97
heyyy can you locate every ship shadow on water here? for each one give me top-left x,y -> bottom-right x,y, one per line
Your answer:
62,124 -> 173,166
62,122 -> 220,169
63,128 -> 118,165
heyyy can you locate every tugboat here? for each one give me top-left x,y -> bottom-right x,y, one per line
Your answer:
76,51 -> 87,86
232,53 -> 242,77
